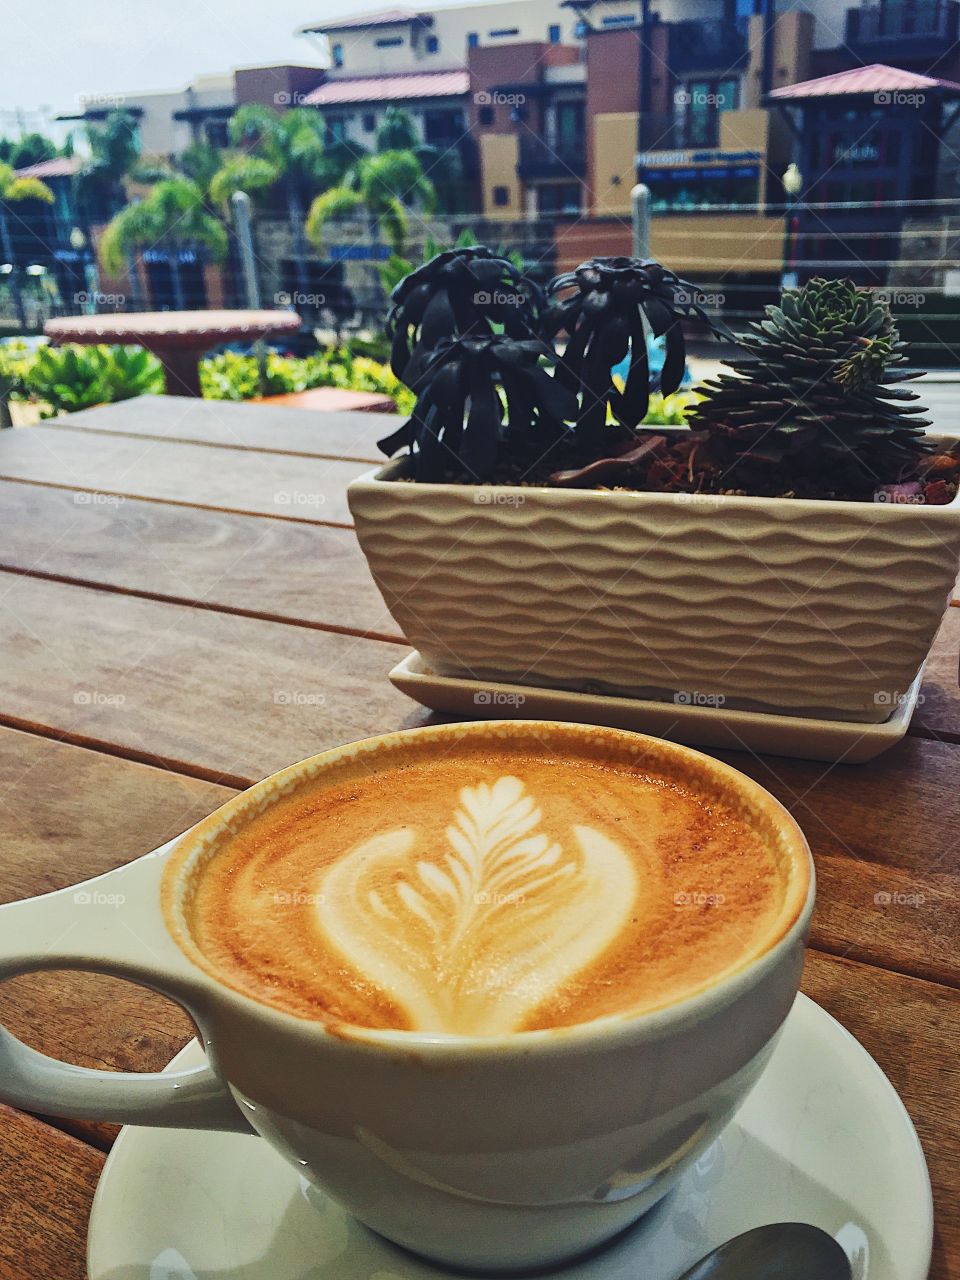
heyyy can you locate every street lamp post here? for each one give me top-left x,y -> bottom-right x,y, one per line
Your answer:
781,162 -> 803,290
70,226 -> 100,313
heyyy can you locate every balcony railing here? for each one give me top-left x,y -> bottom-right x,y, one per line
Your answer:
517,134 -> 587,179
668,19 -> 749,73
845,0 -> 959,47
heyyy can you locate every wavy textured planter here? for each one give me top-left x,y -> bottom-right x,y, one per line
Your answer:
348,452 -> 960,723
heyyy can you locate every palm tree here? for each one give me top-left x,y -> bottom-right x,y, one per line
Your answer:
74,110 -> 143,304
306,149 -> 436,258
99,178 -> 227,310
75,110 -> 140,222
217,105 -> 348,302
375,106 -> 464,214
0,162 -> 54,328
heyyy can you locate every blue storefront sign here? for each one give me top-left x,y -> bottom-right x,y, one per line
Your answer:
640,165 -> 760,183
329,244 -> 391,262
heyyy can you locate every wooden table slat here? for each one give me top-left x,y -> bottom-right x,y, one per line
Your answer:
0,572 -> 423,785
912,604 -> 960,742
62,395 -> 392,463
0,482 -> 402,641
0,1106 -> 102,1279
0,428 -> 368,525
802,951 -> 959,1280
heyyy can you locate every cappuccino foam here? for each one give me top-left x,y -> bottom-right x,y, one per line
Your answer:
167,730 -> 806,1035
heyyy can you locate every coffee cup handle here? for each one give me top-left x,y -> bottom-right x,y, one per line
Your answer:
0,851 -> 253,1134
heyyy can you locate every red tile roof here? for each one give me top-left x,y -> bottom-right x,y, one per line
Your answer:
14,156 -> 81,180
300,8 -> 427,33
769,63 -> 960,100
303,70 -> 470,105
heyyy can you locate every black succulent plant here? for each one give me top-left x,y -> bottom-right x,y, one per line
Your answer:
544,257 -> 714,443
387,245 -> 542,381
379,245 -> 713,482
378,335 -> 577,482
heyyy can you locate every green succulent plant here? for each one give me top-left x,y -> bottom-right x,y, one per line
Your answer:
688,278 -> 931,492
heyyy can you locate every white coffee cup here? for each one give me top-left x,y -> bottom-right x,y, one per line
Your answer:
0,721 -> 814,1271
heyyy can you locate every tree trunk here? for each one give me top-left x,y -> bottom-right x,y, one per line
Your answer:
0,207 -> 27,331
126,252 -> 145,311
287,183 -> 309,306
0,395 -> 13,429
170,252 -> 186,311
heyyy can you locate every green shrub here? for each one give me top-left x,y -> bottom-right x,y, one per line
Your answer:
22,344 -> 164,416
199,347 -> 414,414
0,339 -> 35,402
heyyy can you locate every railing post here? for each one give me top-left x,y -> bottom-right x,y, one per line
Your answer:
631,183 -> 651,258
231,191 -> 262,309
231,190 -> 267,397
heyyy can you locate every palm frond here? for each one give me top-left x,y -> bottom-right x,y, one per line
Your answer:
99,177 -> 227,271
208,154 -> 278,207
1,175 -> 55,204
375,107 -> 419,152
379,195 -> 409,256
305,187 -> 363,245
228,104 -> 283,159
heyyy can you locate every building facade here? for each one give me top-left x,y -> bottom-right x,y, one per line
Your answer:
24,0 -> 960,323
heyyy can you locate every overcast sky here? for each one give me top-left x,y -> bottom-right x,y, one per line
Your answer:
0,0 -> 422,134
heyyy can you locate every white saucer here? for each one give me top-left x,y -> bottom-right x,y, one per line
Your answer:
388,652 -> 924,764
87,993 -> 932,1280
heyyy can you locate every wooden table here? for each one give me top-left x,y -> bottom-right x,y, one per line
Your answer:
44,310 -> 302,397
0,394 -> 957,1278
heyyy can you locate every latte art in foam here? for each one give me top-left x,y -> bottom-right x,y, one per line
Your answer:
316,776 -> 638,1034
167,728 -> 803,1035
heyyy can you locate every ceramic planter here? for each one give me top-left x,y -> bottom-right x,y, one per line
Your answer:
348,446 -> 960,724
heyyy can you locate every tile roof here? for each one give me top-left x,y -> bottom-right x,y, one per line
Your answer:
769,62 -> 960,100
303,70 -> 470,105
300,8 -> 427,33
14,156 -> 81,180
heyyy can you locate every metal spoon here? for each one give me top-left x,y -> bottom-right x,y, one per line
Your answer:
676,1223 -> 852,1280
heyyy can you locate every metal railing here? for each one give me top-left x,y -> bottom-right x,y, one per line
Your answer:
4,199 -> 960,363
668,18 -> 749,72
845,0 -> 959,42
517,134 -> 587,179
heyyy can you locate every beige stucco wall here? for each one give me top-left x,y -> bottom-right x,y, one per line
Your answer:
592,112 -> 639,216
479,133 -> 521,218
742,10 -> 814,108
650,214 -> 783,276
322,0 -> 592,76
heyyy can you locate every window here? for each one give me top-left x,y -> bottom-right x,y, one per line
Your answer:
362,112 -> 376,131
676,77 -> 739,147
478,104 -> 494,125
426,34 -> 440,52
642,166 -> 760,211
204,120 -> 229,148
548,22 -> 562,42
537,183 -> 582,214
467,31 -> 479,47
332,42 -> 344,68
424,107 -> 464,143
325,115 -> 349,144
493,185 -> 510,206
489,26 -> 520,37
375,36 -> 404,47
554,101 -> 585,157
